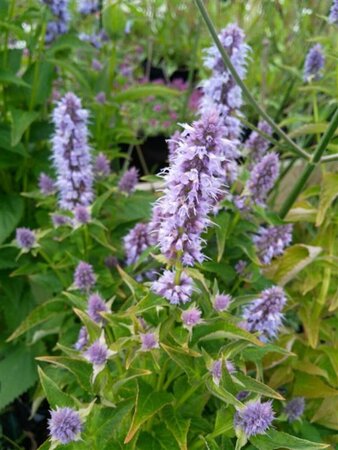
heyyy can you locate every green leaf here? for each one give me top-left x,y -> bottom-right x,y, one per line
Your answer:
289,123 -> 333,138
162,406 -> 190,450
209,407 -> 234,438
7,298 -> 66,342
0,68 -> 30,87
214,212 -> 230,262
316,172 -> 338,226
38,367 -> 75,408
0,344 -> 38,409
0,194 -> 24,244
124,381 -> 173,444
206,378 -> 243,408
113,85 -> 180,103
233,373 -> 284,400
47,57 -> 90,90
263,244 -> 322,286
293,373 -> 338,398
285,201 -> 317,223
250,430 -> 329,449
10,109 -> 39,145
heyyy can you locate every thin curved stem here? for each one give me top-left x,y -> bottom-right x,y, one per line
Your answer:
194,0 -> 310,161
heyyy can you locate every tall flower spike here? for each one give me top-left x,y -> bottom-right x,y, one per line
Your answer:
329,0 -> 338,25
153,109 -> 233,266
118,167 -> 139,194
304,44 -> 325,82
51,93 -> 93,210
152,270 -> 194,305
48,407 -> 82,444
246,121 -> 272,164
253,224 -> 293,265
242,286 -> 287,341
284,397 -> 305,422
247,152 -> 280,206
235,401 -> 274,437
123,223 -> 151,266
74,261 -> 96,292
42,0 -> 70,43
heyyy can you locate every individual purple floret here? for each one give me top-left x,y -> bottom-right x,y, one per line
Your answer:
329,0 -> 338,24
246,121 -> 272,164
247,152 -> 280,205
182,306 -> 202,328
74,205 -> 91,224
78,0 -> 99,14
104,255 -> 118,269
211,359 -> 235,385
95,92 -> 106,104
213,293 -> 232,312
74,326 -> 88,350
84,338 -> 109,366
94,153 -> 110,178
42,0 -> 70,43
87,293 -> 108,324
242,286 -> 287,341
51,214 -> 72,228
235,401 -> 274,437
284,397 -> 305,422
235,260 -> 247,276
48,407 -> 82,444
253,224 -> 293,265
74,261 -> 96,292
153,109 -> 233,266
118,167 -> 139,194
140,332 -> 159,351
303,44 -> 325,82
123,223 -> 151,266
38,173 -> 55,195
151,270 -> 194,305
51,93 -> 93,210
16,228 -> 36,250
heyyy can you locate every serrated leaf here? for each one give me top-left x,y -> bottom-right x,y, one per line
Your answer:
0,194 -> 24,244
316,172 -> 338,226
250,430 -> 329,449
162,406 -> 190,450
124,381 -> 173,443
7,298 -> 66,342
263,244 -> 322,286
38,367 -> 75,409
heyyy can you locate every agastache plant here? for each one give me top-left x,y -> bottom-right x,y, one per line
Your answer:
328,0 -> 338,24
48,407 -> 82,444
42,0 -> 70,43
51,93 -> 93,210
303,44 -> 325,82
253,224 -> 293,264
78,0 -> 99,15
235,401 -> 274,437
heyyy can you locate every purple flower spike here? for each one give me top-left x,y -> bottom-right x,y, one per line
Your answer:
42,0 -> 70,43
253,224 -> 293,265
242,286 -> 287,341
213,293 -> 231,312
84,339 -> 109,366
247,152 -> 280,205
74,205 -> 91,224
151,270 -> 193,305
38,173 -> 55,195
48,407 -> 82,444
123,223 -> 151,266
246,121 -> 272,164
74,261 -> 96,292
304,44 -> 325,82
118,167 -> 139,194
329,0 -> 338,24
284,397 -> 305,422
95,92 -> 106,104
235,401 -> 274,437
78,0 -> 99,15
74,326 -> 88,350
16,228 -> 36,250
182,306 -> 202,328
140,332 -> 159,351
94,153 -> 110,178
51,93 -> 93,210
87,293 -> 108,324
235,260 -> 247,276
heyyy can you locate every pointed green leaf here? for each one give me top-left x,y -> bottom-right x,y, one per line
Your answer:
316,172 -> 338,226
233,373 -> 284,400
206,378 -> 243,408
0,194 -> 24,244
250,430 -> 329,449
38,367 -> 74,408
162,406 -> 190,450
10,109 -> 39,145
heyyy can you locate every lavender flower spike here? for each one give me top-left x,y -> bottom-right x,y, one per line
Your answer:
74,326 -> 88,350
284,397 -> 305,422
253,224 -> 293,265
304,44 -> 325,82
140,332 -> 159,351
235,401 -> 274,437
182,306 -> 203,329
42,0 -> 70,43
74,261 -> 96,292
242,286 -> 287,341
48,407 -> 82,444
84,334 -> 115,380
51,93 -> 93,210
247,152 -> 280,205
78,0 -> 99,15
94,152 -> 110,178
123,223 -> 151,266
329,0 -> 338,24
16,228 -> 36,250
38,173 -> 55,195
87,293 -> 108,325
246,121 -> 272,164
118,167 -> 139,194
152,270 -> 194,305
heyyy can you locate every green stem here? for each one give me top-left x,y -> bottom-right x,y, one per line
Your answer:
279,108 -> 338,218
39,249 -> 67,287
175,381 -> 202,408
322,153 -> 338,163
194,0 -> 310,161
